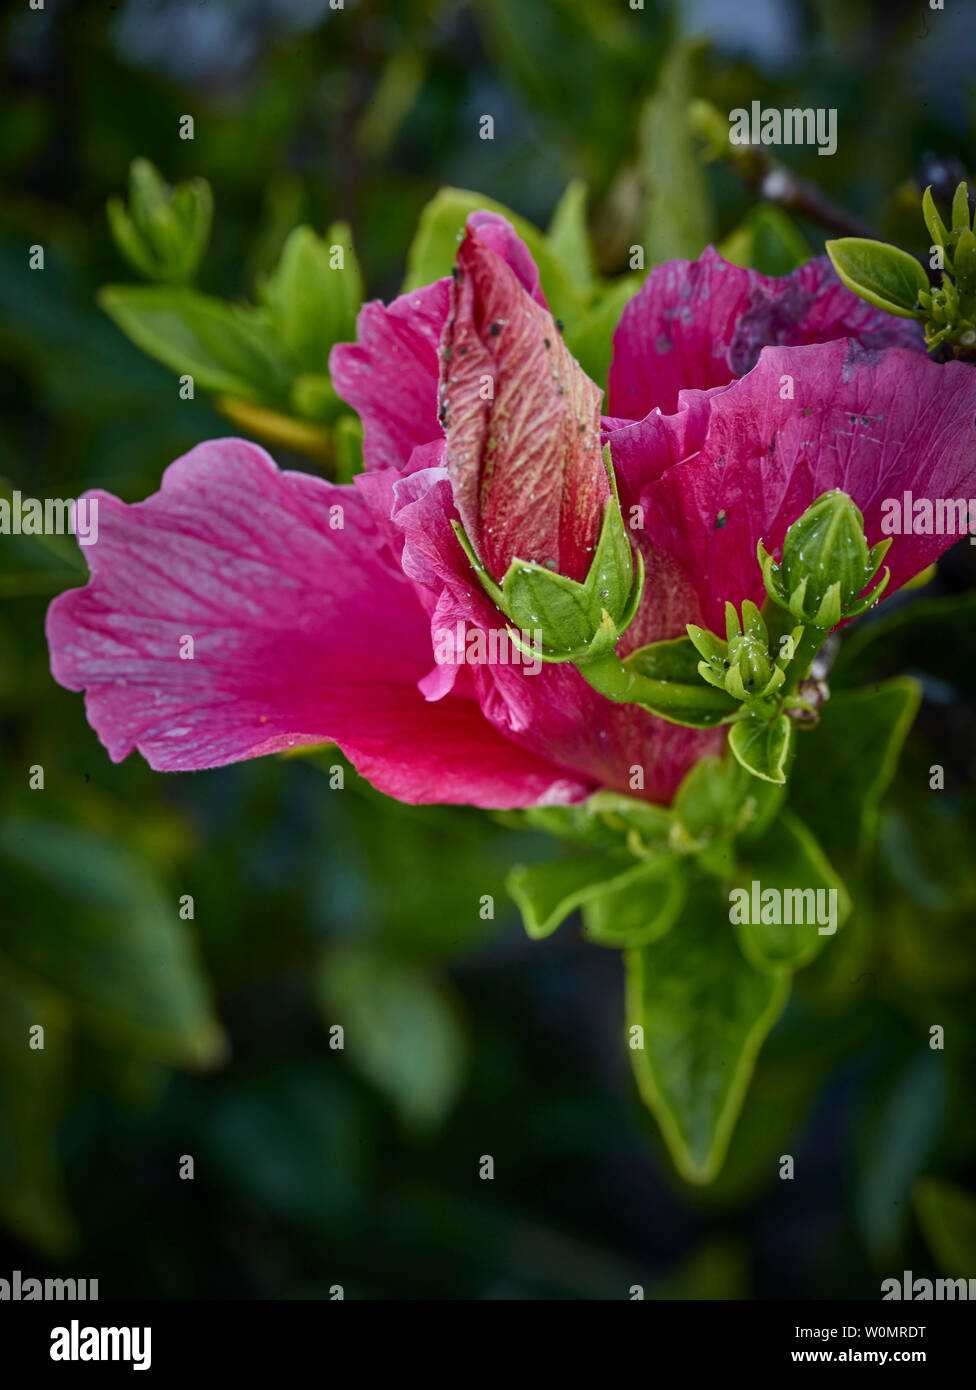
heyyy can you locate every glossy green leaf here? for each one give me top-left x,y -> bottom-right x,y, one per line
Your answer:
825,237 -> 928,317
260,222 -> 361,373
582,855 -> 686,948
546,179 -> 592,288
673,753 -> 785,853
733,811 -> 850,971
625,881 -> 791,1183
728,713 -> 792,785
506,792 -> 672,856
950,181 -> 971,234
98,284 -> 293,404
508,851 -> 658,940
316,946 -> 466,1132
563,275 -> 640,391
921,186 -> 949,249
638,39 -> 711,263
832,591 -> 976,689
717,203 -> 811,276
790,677 -> 921,865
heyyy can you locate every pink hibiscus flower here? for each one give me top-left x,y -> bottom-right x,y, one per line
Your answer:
47,213 -> 976,808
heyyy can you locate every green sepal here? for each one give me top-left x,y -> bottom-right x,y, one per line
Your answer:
728,713 -> 792,785
687,623 -> 728,668
759,494 -> 892,629
452,454 -> 643,664
615,636 -> 740,727
825,237 -> 929,318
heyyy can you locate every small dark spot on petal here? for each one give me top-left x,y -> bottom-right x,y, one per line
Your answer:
715,510 -> 727,529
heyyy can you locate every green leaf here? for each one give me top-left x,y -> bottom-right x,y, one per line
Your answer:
637,39 -> 711,263
563,275 -> 640,391
951,181 -> 971,234
0,959 -> 75,1254
728,714 -> 792,785
717,204 -> 811,276
673,753 -> 785,855
504,792 -> 672,856
913,1177 -> 976,1280
832,591 -> 976,691
825,237 -> 929,317
790,677 -> 921,865
260,222 -> 361,373
622,636 -> 739,727
402,187 -> 575,321
333,413 -> 365,483
98,284 -> 293,404
289,371 -> 344,422
733,811 -> 851,971
546,180 -> 593,288
953,226 -> 976,279
508,851 -> 659,940
921,186 -> 949,249
316,946 -> 466,1132
0,819 -> 225,1068
625,880 -> 790,1183
582,855 -> 686,948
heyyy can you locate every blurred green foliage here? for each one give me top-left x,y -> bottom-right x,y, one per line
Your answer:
1,0 -> 975,1299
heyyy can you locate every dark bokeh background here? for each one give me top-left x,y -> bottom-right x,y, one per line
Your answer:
1,0 -> 975,1299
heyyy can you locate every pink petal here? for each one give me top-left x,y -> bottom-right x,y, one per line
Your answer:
441,225 -> 606,582
634,342 -> 976,634
607,247 -> 926,420
330,212 -> 550,472
329,277 -> 451,472
467,210 -> 549,309
45,437 -> 590,808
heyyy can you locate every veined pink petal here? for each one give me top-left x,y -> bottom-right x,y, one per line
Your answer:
330,212 -> 550,472
467,209 -> 549,309
603,389 -> 713,518
329,277 -> 451,472
607,247 -> 926,420
45,438 -> 591,808
634,342 -> 976,633
441,225 -> 607,582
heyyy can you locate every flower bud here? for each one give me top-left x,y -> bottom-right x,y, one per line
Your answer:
442,221 -> 641,660
107,159 -> 213,283
758,489 -> 890,628
688,600 -> 786,709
